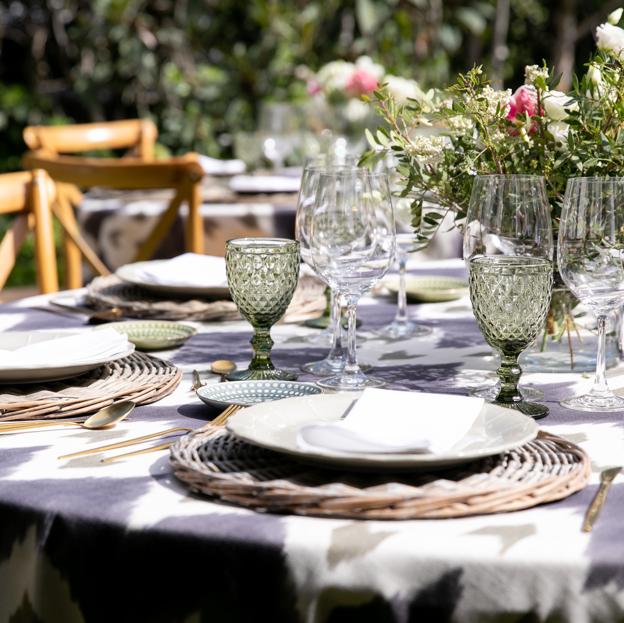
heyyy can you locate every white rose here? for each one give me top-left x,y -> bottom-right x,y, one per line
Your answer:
608,8 -> 624,24
587,64 -> 603,86
543,90 -> 578,121
344,98 -> 370,123
384,75 -> 425,104
596,22 -> 624,58
317,60 -> 354,93
548,121 -> 570,146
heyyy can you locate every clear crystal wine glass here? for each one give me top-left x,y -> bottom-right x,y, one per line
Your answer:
225,237 -> 300,380
558,177 -> 624,411
464,175 -> 553,419
376,195 -> 432,339
296,156 -> 357,375
309,169 -> 395,390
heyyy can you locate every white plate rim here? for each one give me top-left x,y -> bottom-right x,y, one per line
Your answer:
226,393 -> 539,468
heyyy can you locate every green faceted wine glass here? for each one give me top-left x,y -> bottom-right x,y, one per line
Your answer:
469,256 -> 553,418
225,238 -> 300,381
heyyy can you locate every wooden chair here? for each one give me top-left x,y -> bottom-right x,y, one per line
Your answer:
0,170 -> 59,294
22,120 -> 204,288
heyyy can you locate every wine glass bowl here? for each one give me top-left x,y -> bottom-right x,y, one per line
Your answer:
558,177 -> 624,411
225,238 -> 300,381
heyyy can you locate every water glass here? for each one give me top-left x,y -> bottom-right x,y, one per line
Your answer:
558,177 -> 624,411
225,237 -> 300,380
309,169 -> 395,390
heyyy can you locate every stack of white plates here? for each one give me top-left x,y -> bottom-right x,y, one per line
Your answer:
0,329 -> 134,383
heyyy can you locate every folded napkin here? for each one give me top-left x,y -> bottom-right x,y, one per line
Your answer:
229,175 -> 301,194
132,253 -> 227,289
0,329 -> 130,367
297,389 -> 484,455
198,155 -> 246,176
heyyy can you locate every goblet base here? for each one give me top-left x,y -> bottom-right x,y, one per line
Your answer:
227,368 -> 298,381
375,321 -> 432,340
471,384 -> 544,401
303,316 -> 331,330
495,400 -> 549,420
560,392 -> 624,412
301,359 -> 372,376
317,371 -> 385,392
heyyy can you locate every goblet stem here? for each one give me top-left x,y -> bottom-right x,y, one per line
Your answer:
495,354 -> 523,405
591,314 -> 610,398
249,328 -> 275,372
395,250 -> 409,325
327,291 -> 343,364
345,296 -> 361,376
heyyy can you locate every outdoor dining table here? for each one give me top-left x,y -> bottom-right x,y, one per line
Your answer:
0,258 -> 623,623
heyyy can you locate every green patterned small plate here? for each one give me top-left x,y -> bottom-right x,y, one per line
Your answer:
100,321 -> 197,351
383,275 -> 468,303
196,380 -> 322,408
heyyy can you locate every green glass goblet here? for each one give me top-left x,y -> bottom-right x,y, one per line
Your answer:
469,256 -> 553,419
225,237 -> 300,380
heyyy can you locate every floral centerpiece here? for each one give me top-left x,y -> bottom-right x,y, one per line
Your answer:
300,56 -> 427,146
363,9 -> 624,366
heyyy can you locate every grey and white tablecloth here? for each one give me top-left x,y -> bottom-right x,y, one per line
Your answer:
1,259 -> 624,623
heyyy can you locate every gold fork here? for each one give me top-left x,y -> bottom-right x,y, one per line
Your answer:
57,404 -> 242,462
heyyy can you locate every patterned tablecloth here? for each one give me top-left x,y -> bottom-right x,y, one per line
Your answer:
1,259 -> 623,623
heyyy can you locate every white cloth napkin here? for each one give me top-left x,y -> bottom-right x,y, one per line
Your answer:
0,329 -> 130,367
198,155 -> 246,176
297,388 -> 484,455
229,174 -> 301,194
132,253 -> 227,289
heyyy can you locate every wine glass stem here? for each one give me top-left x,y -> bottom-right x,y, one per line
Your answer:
592,314 -> 610,396
496,354 -> 523,404
344,295 -> 361,375
327,290 -> 343,363
395,249 -> 408,324
249,328 -> 275,371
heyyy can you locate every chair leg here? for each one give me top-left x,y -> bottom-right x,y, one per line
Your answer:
55,186 -> 83,289
0,215 -> 29,290
186,179 -> 203,254
30,171 -> 59,293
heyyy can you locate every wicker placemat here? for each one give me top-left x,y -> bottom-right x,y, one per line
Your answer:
0,352 -> 181,421
170,429 -> 590,519
86,274 -> 325,322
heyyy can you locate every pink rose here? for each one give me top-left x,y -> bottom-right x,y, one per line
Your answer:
506,85 -> 542,133
345,68 -> 379,96
307,79 -> 322,96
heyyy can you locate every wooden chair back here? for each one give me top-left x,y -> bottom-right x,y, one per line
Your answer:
22,146 -> 205,288
23,119 -> 158,160
0,170 -> 59,293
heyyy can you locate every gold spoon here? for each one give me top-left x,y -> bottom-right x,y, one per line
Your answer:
0,400 -> 136,433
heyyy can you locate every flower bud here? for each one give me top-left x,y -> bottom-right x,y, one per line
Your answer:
587,64 -> 603,86
608,8 -> 623,24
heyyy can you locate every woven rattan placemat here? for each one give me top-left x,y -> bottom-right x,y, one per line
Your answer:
170,428 -> 590,519
86,274 -> 325,322
0,352 -> 181,421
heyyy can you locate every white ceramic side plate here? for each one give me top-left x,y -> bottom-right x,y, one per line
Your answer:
226,393 -> 538,469
116,261 -> 230,298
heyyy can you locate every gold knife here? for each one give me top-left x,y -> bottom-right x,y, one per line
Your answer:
582,466 -> 622,532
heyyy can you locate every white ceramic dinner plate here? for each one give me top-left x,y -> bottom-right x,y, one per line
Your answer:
226,393 -> 538,469
228,174 -> 301,194
116,260 -> 230,298
0,331 -> 135,384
